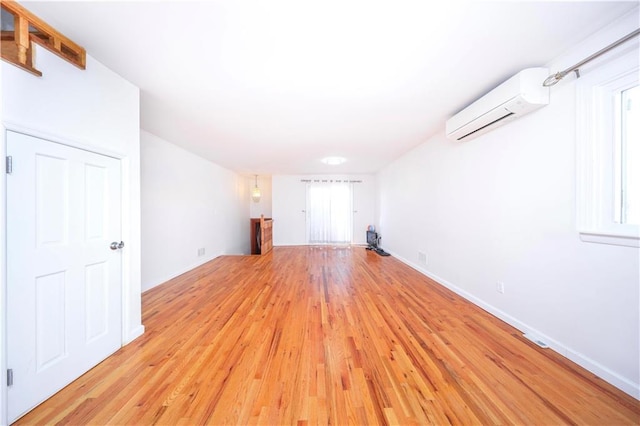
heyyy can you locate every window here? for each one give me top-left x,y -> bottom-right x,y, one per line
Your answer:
577,48 -> 639,247
616,85 -> 639,225
306,181 -> 353,244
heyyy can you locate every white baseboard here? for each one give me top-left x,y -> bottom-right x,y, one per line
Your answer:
142,255 -> 220,293
124,325 -> 145,345
386,249 -> 640,400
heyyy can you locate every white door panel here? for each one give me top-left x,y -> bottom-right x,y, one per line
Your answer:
7,131 -> 123,423
352,183 -> 374,245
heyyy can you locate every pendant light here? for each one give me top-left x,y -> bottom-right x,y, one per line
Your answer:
251,175 -> 261,203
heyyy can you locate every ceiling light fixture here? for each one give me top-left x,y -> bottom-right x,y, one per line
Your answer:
321,156 -> 346,166
251,175 -> 261,203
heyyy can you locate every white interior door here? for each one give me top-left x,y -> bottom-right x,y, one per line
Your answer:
351,184 -> 370,245
6,131 -> 123,423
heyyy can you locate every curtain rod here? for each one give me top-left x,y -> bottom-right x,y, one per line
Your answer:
300,179 -> 362,183
543,28 -> 640,87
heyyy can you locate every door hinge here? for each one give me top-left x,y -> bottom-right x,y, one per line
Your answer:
6,156 -> 12,174
7,368 -> 13,386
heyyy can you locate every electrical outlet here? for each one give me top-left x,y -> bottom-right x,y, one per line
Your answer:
418,251 -> 427,265
496,282 -> 505,294
197,248 -> 205,257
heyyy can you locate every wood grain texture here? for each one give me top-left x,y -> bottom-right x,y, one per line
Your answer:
1,0 -> 86,72
259,214 -> 273,255
15,246 -> 640,425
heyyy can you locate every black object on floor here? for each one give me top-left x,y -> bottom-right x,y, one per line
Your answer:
375,248 -> 390,257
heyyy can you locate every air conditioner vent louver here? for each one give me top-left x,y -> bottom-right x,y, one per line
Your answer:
456,111 -> 515,141
446,68 -> 550,142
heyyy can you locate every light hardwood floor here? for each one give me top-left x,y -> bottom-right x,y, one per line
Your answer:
15,246 -> 640,425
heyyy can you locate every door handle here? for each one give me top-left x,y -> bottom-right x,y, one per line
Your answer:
110,241 -> 125,250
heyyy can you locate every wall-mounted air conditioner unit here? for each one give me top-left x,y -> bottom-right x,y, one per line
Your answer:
445,67 -> 550,142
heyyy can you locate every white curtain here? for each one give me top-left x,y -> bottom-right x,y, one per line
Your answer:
306,181 -> 353,244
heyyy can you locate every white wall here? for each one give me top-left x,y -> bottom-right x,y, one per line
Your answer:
249,175 -> 272,219
377,12 -> 640,398
272,174 -> 376,246
0,42 -> 5,426
1,46 -> 143,423
141,131 -> 250,291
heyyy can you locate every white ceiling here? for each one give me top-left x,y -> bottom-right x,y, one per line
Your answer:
22,1 -> 637,175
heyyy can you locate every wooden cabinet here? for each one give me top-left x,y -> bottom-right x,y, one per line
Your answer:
250,215 -> 273,255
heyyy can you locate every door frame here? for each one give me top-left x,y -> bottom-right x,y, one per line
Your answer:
0,122 -> 140,424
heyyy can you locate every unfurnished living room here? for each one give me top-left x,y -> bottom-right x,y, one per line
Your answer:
1,0 -> 639,425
